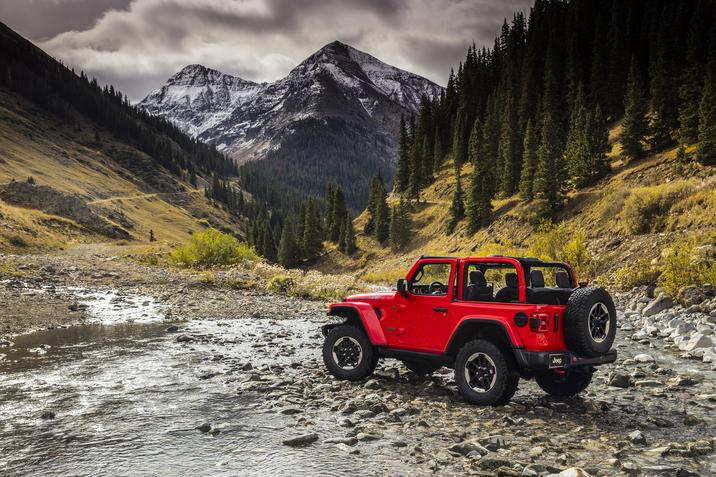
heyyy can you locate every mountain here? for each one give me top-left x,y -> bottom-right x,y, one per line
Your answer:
140,41 -> 443,211
0,22 -> 245,251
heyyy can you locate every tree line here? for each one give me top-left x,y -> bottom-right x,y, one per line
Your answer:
0,24 -> 237,184
392,0 -> 716,234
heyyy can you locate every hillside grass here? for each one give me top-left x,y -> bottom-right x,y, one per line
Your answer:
0,88 -> 244,252
312,134 -> 716,290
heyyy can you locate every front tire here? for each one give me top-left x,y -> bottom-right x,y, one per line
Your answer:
323,325 -> 378,381
454,339 -> 519,406
535,369 -> 593,397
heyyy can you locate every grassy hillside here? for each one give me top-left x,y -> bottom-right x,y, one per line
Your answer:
312,130 -> 716,287
0,89 -> 245,252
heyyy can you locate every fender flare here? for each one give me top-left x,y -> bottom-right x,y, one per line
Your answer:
444,317 -> 523,357
326,302 -> 387,346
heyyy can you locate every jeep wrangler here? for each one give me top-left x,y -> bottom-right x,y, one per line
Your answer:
322,255 -> 617,405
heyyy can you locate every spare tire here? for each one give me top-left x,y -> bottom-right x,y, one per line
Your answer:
564,287 -> 616,357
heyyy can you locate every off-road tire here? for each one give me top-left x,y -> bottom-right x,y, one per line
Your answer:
401,359 -> 442,376
323,325 -> 378,381
535,369 -> 593,397
454,339 -> 519,406
564,287 -> 617,358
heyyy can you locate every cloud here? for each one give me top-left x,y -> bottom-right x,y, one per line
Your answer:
11,0 -> 533,101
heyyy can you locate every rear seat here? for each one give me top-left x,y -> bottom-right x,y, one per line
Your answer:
527,269 -> 574,305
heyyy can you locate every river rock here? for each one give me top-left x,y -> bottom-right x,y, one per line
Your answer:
608,373 -> 631,388
628,430 -> 647,445
679,333 -> 713,351
176,334 -> 194,343
40,411 -> 55,420
165,325 -> 179,333
0,338 -> 11,347
633,354 -> 655,363
643,294 -> 673,317
678,285 -> 706,307
283,433 -> 318,447
448,440 -> 488,457
545,468 -> 593,477
195,423 -> 211,433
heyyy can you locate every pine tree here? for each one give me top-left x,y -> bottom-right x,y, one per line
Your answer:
364,174 -> 381,234
407,131 -> 423,203
649,13 -> 679,149
324,184 -> 336,240
278,222 -> 300,268
432,127 -> 443,171
679,74 -> 703,145
374,188 -> 390,244
452,108 -> 468,166
260,223 -> 277,262
389,199 -> 411,251
446,162 -> 465,234
565,86 -> 589,187
697,67 -> 716,165
302,199 -> 323,259
498,95 -> 520,197
394,116 -> 410,192
338,211 -> 356,254
533,107 -> 564,216
620,59 -> 649,160
518,119 -> 538,200
584,105 -> 610,183
329,187 -> 347,243
466,119 -> 493,232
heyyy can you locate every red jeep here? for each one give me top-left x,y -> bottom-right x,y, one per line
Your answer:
322,255 -> 617,405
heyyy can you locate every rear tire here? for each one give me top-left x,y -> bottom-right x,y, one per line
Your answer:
564,287 -> 617,357
401,359 -> 442,376
454,339 -> 519,406
323,325 -> 378,381
535,369 -> 593,397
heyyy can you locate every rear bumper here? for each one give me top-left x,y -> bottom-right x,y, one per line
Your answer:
513,348 -> 618,371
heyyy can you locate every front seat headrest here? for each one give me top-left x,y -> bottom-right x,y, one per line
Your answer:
530,269 -> 545,288
555,271 -> 571,288
505,272 -> 518,288
469,270 -> 487,287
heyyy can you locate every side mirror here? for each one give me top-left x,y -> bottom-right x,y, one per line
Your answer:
397,279 -> 408,298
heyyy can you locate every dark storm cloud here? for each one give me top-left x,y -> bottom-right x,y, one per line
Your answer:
1,0 -> 533,101
0,0 -> 132,40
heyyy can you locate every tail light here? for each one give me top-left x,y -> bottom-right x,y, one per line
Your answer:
530,313 -> 549,332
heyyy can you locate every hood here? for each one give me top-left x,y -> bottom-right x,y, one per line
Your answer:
344,291 -> 396,302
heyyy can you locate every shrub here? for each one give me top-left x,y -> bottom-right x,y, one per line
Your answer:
621,182 -> 691,234
562,232 -> 594,280
528,221 -> 596,280
660,240 -> 716,295
528,221 -> 566,261
613,258 -> 662,290
267,275 -> 294,293
169,228 -> 258,268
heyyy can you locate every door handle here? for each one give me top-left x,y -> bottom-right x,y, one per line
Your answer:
433,307 -> 448,313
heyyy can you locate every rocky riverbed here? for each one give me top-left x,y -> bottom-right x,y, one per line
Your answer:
1,249 -> 715,476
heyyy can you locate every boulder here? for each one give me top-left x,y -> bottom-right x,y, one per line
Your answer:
448,440 -> 488,457
546,468 -> 593,477
643,294 -> 673,317
608,373 -> 631,388
282,433 -> 318,447
633,354 -> 655,363
628,430 -> 647,445
678,285 -> 706,308
679,333 -> 713,352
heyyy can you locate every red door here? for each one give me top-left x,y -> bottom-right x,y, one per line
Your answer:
395,261 -> 455,351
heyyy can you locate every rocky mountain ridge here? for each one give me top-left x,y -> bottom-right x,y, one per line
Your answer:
140,41 -> 443,165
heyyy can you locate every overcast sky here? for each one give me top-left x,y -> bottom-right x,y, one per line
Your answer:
1,0 -> 532,101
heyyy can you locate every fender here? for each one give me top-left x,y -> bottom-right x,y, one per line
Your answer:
444,317 -> 523,356
327,302 -> 387,346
